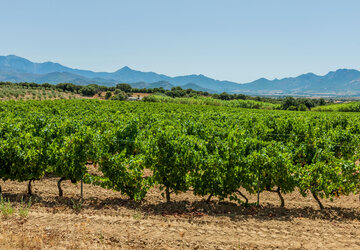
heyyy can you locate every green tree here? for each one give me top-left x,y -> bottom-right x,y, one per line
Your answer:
116,83 -> 132,92
105,91 -> 112,99
282,97 -> 297,110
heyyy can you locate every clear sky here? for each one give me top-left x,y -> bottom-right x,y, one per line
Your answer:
1,0 -> 360,83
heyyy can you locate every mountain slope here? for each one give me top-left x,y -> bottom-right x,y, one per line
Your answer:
181,83 -> 215,92
0,55 -> 238,92
0,71 -> 116,86
235,69 -> 360,96
2,55 -> 360,96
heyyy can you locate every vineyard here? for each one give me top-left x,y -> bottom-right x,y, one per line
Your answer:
313,101 -> 360,112
0,99 -> 360,210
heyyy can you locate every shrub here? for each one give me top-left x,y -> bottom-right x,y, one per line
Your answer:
105,91 -> 112,99
298,104 -> 307,111
81,86 -> 97,96
111,92 -> 127,101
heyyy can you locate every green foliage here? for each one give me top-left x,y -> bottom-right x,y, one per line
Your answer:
48,125 -> 94,185
0,118 -> 48,185
313,101 -> 360,112
96,119 -> 149,200
105,91 -> 112,99
116,83 -> 132,92
142,128 -> 201,202
99,153 -> 149,200
81,85 -> 98,96
281,97 -> 322,111
111,91 -> 127,100
298,104 -> 307,111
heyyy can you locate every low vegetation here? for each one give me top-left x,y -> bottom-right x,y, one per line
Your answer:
0,83 -> 79,100
0,196 -> 15,217
143,94 -> 278,109
313,101 -> 360,112
18,197 -> 32,217
1,82 -> 335,112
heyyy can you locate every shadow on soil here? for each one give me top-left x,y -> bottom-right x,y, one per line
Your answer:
137,200 -> 360,222
1,191 -> 359,223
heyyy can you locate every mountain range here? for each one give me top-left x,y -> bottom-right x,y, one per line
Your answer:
1,55 -> 360,96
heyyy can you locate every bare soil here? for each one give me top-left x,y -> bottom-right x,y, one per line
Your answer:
131,93 -> 151,98
0,176 -> 359,249
89,92 -> 151,100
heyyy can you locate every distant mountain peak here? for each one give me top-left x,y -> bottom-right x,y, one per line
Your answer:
302,72 -> 317,76
114,66 -> 138,74
119,66 -> 132,71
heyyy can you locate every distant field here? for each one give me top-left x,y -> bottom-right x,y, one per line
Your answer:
0,85 -> 80,100
0,85 -> 136,101
313,101 -> 360,112
0,85 -> 281,110
143,94 -> 279,109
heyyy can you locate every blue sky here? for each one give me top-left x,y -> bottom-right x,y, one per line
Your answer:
1,0 -> 360,83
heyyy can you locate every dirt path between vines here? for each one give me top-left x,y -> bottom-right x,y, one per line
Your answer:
0,176 -> 359,249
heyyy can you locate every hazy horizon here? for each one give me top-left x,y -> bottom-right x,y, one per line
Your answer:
3,54 -> 359,85
1,0 -> 360,82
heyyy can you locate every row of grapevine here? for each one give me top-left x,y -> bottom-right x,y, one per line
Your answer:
0,99 -> 359,209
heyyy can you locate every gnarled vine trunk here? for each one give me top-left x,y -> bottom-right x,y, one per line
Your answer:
276,187 -> 285,208
58,177 -> 66,197
237,190 -> 249,205
28,179 -> 35,196
267,187 -> 285,207
165,187 -> 171,203
311,191 -> 324,209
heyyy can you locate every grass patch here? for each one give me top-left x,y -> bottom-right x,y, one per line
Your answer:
71,198 -> 84,213
18,196 -> 32,217
0,195 -> 15,217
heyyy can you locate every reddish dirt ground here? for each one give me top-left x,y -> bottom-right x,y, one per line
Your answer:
131,93 -> 151,98
93,92 -> 151,100
0,176 -> 359,249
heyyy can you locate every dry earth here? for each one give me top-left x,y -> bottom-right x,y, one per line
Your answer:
0,175 -> 359,249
